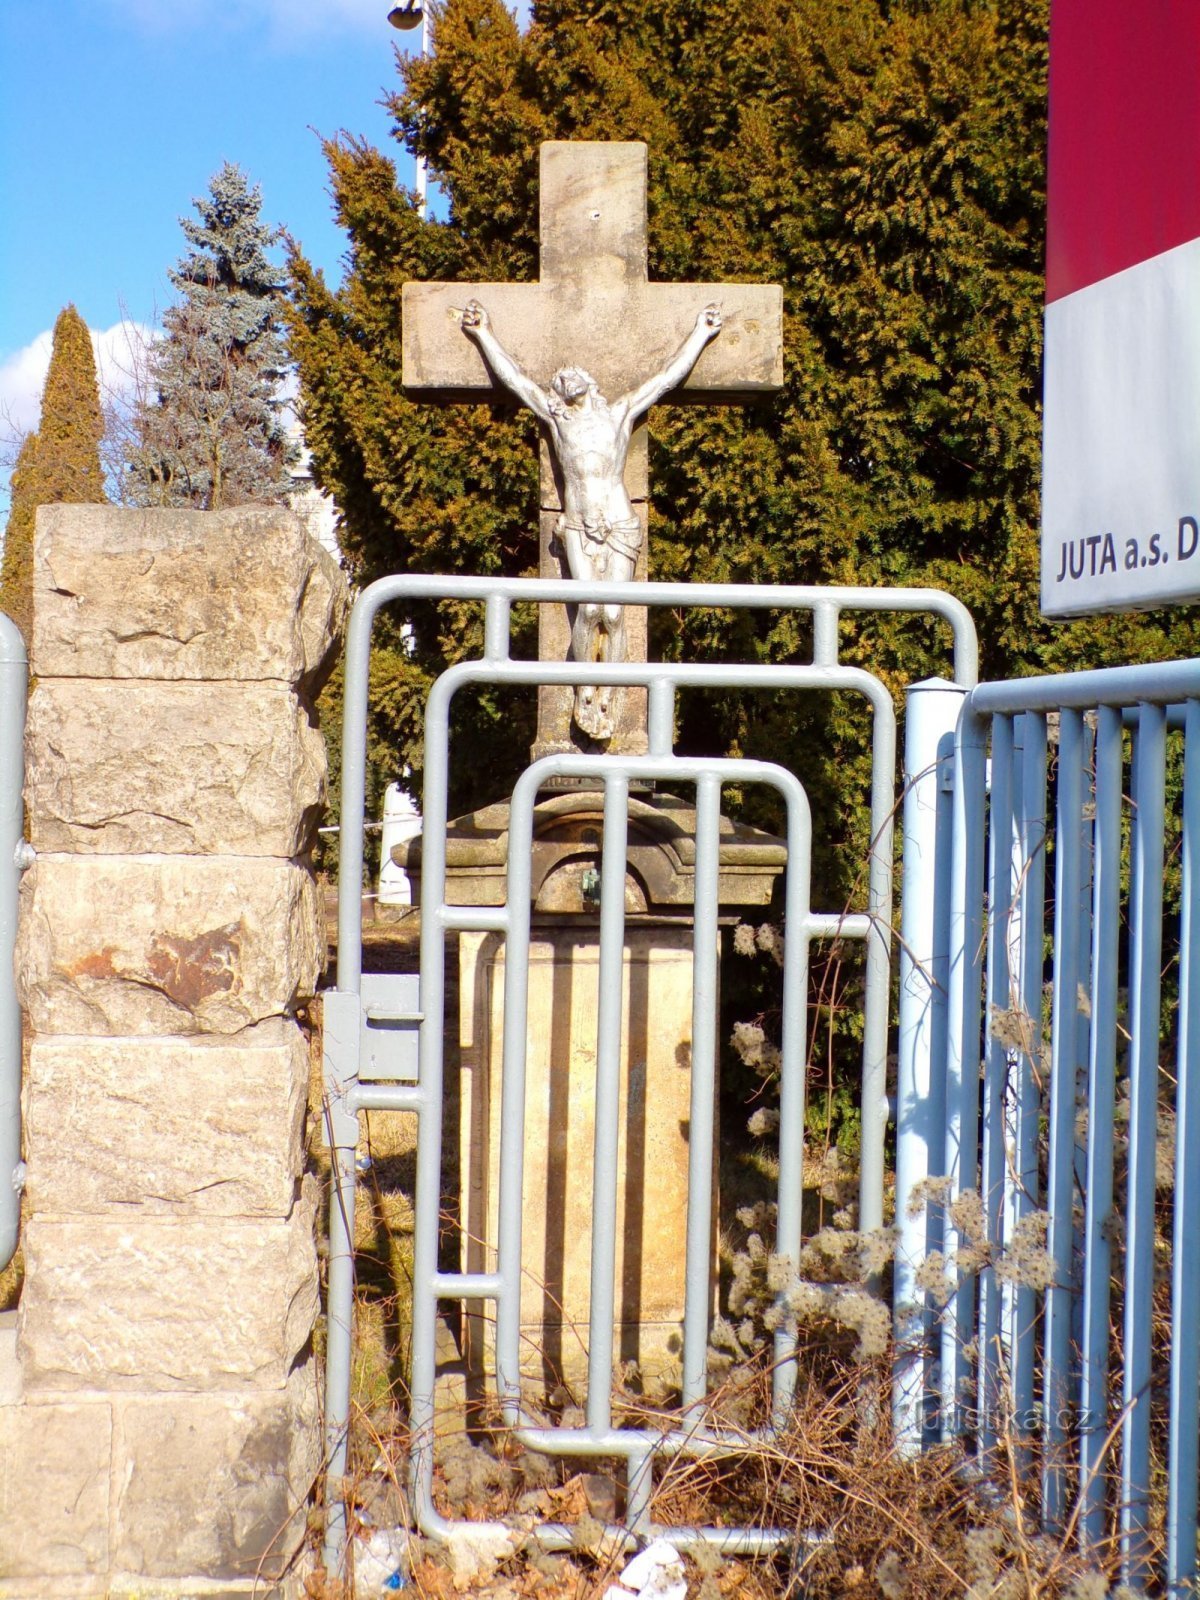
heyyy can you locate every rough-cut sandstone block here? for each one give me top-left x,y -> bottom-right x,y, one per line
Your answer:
0,1583 -> 111,1599
25,681 -> 326,856
18,1189 -> 317,1392
0,1400 -> 111,1578
112,1362 -> 318,1580
16,857 -> 321,1036
106,1587 -> 300,1599
31,504 -> 346,687
24,1021 -> 308,1216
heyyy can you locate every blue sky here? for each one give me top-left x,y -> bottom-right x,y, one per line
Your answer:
0,0 -> 433,458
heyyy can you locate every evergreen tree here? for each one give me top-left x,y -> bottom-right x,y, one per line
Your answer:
0,434 -> 42,645
288,0 -> 1200,891
127,162 -> 296,510
1,305 -> 107,641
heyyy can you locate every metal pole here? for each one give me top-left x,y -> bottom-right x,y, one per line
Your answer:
681,773 -> 721,1407
858,681 -> 898,1239
940,705 -> 987,1440
1004,711 -> 1046,1453
1122,702 -> 1166,1584
416,5 -> 429,216
1044,707 -> 1086,1529
771,768 -> 814,1423
978,714 -> 1014,1461
893,677 -> 965,1447
1168,697 -> 1200,1593
495,764 -> 538,1420
586,775 -> 629,1433
322,593 -> 375,1574
1079,704 -> 1122,1551
0,615 -> 26,1273
405,667 -> 455,1528
387,1 -> 428,216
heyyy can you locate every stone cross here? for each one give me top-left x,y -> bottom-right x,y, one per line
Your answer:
402,140 -> 783,760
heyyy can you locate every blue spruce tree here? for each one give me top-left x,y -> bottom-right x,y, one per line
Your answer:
127,162 -> 296,509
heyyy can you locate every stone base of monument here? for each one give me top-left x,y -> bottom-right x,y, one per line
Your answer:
398,790 -> 785,1403
459,920 -> 704,1393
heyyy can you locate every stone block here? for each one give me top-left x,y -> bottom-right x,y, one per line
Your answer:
0,1312 -> 16,1406
17,857 -> 322,1036
23,1021 -> 308,1217
0,1399 -> 111,1579
105,1587 -> 300,1599
111,1362 -> 318,1581
25,681 -> 326,856
0,1583 -> 111,1599
31,504 -> 347,687
18,1189 -> 318,1391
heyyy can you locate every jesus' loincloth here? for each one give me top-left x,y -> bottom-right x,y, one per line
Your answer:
556,512 -> 643,578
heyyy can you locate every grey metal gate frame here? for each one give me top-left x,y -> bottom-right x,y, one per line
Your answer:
322,575 -> 976,1572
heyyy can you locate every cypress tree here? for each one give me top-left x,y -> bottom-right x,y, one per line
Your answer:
0,305 -> 107,641
0,434 -> 42,645
127,162 -> 296,510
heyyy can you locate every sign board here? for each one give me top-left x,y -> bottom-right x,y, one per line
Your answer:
1041,0 -> 1200,616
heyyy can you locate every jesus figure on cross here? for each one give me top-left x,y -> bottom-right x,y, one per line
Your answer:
461,298 -> 722,740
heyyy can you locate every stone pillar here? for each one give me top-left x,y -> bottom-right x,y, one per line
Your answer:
0,505 -> 346,1599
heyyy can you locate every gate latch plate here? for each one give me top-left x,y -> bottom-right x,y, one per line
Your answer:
359,972 -> 421,1082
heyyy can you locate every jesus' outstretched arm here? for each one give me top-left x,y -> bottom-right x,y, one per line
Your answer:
619,304 -> 723,423
460,301 -> 554,424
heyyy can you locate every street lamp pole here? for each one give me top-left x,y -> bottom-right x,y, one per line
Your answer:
386,1 -> 428,217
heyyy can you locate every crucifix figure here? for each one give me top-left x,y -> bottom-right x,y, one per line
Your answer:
402,141 -> 783,759
460,299 -> 722,738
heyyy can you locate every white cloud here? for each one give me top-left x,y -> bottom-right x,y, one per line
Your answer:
0,321 -> 153,445
0,331 -> 54,440
91,321 -> 156,408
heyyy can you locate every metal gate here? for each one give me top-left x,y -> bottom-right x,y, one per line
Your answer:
895,657 -> 1200,1596
322,574 -> 976,1573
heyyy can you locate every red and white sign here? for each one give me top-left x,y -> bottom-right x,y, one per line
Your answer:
1041,0 -> 1200,616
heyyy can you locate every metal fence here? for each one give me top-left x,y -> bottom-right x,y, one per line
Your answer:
895,657 -> 1200,1595
322,574 -> 976,1574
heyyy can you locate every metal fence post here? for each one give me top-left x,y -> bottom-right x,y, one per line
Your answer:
894,677 -> 965,1448
1169,697 -> 1200,1593
0,614 -> 26,1273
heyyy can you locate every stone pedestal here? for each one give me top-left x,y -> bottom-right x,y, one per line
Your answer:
460,922 -> 700,1388
0,505 -> 345,1599
400,789 -> 785,1397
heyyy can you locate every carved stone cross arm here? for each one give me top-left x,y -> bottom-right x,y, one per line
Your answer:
401,142 -> 783,418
